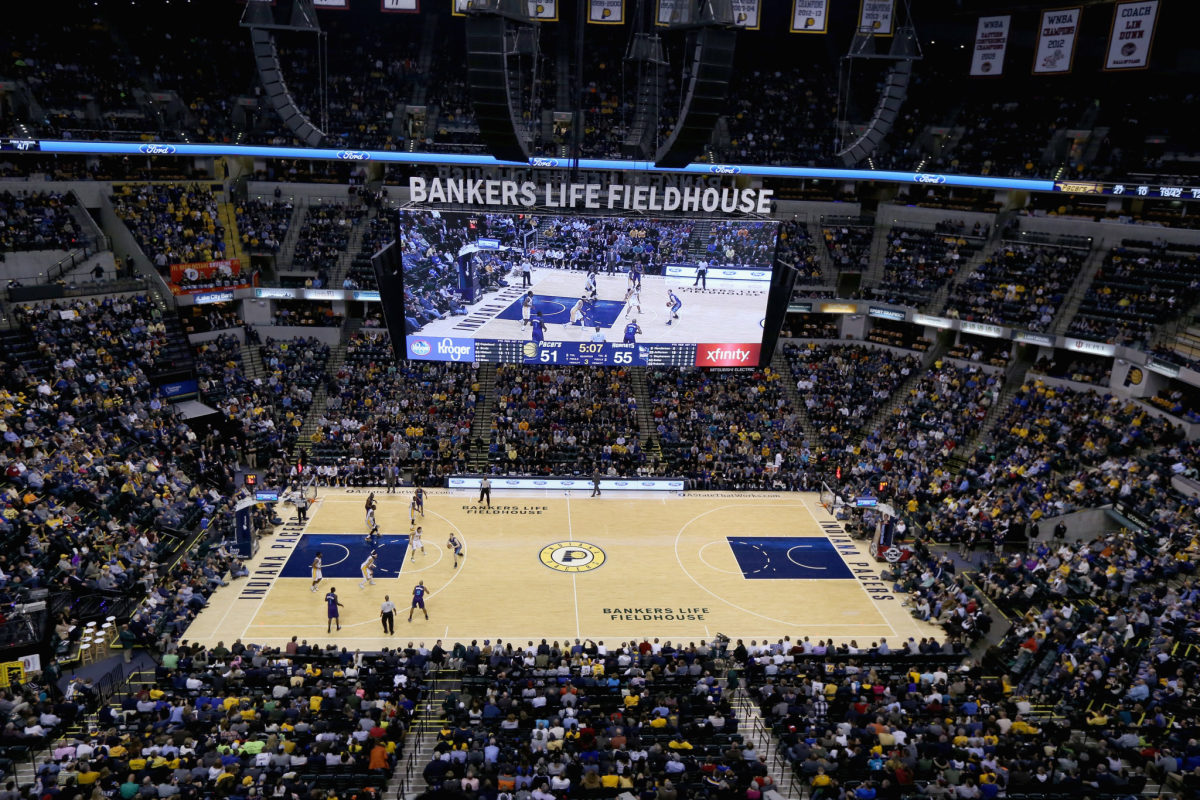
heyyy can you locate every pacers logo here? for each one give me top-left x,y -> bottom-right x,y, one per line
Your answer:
539,541 -> 606,573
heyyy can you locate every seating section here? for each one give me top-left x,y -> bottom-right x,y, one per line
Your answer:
0,191 -> 81,251
869,223 -> 985,308
490,366 -> 644,476
290,203 -> 365,275
821,224 -> 873,271
945,242 -> 1087,331
785,343 -> 920,446
309,331 -> 476,482
235,198 -> 294,254
647,366 -> 812,491
111,183 -> 227,283
1068,242 -> 1200,347
775,219 -> 822,285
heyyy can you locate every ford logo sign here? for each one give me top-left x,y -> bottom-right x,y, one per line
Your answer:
615,481 -> 628,487
534,481 -> 547,486
709,164 -> 741,175
641,482 -> 656,487
530,157 -> 560,168
337,151 -> 370,160
139,144 -> 176,155
914,173 -> 946,184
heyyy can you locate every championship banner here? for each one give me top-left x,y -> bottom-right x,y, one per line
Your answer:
858,0 -> 894,36
970,15 -> 1010,76
312,0 -> 348,8
528,0 -> 557,20
451,0 -> 468,15
656,0 -> 688,26
1033,6 -> 1081,74
588,0 -> 624,24
381,0 -> 418,10
790,0 -> 828,33
1104,0 -> 1159,71
731,0 -> 761,29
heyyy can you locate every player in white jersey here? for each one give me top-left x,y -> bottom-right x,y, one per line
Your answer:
568,298 -> 586,326
410,525 -> 426,556
359,552 -> 377,588
624,285 -> 642,316
310,552 -> 324,592
521,291 -> 534,329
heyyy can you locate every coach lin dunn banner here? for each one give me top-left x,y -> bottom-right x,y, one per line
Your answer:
588,0 -> 623,23
858,0 -> 894,36
969,15 -> 1011,76
1105,0 -> 1159,71
1033,6 -> 1081,74
790,0 -> 827,33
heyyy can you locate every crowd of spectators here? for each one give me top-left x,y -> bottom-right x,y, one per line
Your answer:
0,191 -> 81,252
945,243 -> 1087,332
489,365 -> 645,476
1068,242 -> 1200,347
290,203 -> 364,275
532,216 -> 696,274
272,301 -> 344,328
822,224 -> 873,272
869,225 -> 984,308
235,199 -> 294,255
308,330 -> 476,484
110,184 -> 226,277
647,366 -> 814,491
785,344 -> 921,448
775,219 -> 822,286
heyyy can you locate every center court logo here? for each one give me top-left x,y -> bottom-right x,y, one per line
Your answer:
539,541 -> 606,573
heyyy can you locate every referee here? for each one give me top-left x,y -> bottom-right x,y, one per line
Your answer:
694,259 -> 707,290
478,476 -> 491,508
380,595 -> 396,635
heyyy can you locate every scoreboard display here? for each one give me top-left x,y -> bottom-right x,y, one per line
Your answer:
380,209 -> 783,368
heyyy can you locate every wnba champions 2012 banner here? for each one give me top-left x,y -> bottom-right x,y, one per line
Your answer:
588,0 -> 623,23
381,0 -> 417,10
1033,6 -> 1081,74
858,0 -> 894,36
970,15 -> 1011,76
731,0 -> 761,29
790,0 -> 827,33
1105,0 -> 1159,70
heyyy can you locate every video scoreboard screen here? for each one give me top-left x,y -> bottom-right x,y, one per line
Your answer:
379,209 -> 783,368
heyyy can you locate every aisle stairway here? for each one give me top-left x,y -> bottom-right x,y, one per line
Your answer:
728,687 -> 802,798
771,348 -> 820,445
387,668 -> 462,800
630,366 -> 662,463
468,362 -> 498,472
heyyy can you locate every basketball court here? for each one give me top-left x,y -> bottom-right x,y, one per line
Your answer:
184,489 -> 938,649
413,268 -> 769,343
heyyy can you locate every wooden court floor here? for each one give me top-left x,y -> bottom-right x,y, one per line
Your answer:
184,489 -> 939,650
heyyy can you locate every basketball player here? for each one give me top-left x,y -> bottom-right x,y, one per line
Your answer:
568,298 -> 586,327
409,492 -> 422,526
531,312 -> 547,343
590,326 -> 605,343
365,492 -> 377,528
359,552 -> 377,588
665,290 -> 682,326
408,580 -> 429,622
623,284 -> 642,317
631,262 -> 643,289
623,318 -> 642,344
448,533 -> 463,568
310,551 -> 324,592
414,486 -> 426,515
326,586 -> 344,632
410,525 -> 426,556
366,522 -> 380,550
521,291 -> 534,329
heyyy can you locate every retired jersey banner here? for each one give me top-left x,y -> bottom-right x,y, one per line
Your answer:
970,15 -> 1011,76
858,0 -> 894,36
451,0 -> 468,15
731,0 -> 761,29
790,0 -> 828,33
528,0 -> 557,20
588,0 -> 623,24
1105,1 -> 1159,70
1033,6 -> 1082,74
381,0 -> 418,11
312,0 -> 348,8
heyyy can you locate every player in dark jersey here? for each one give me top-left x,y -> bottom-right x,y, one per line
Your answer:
448,533 -> 463,568
325,586 -> 344,632
531,311 -> 547,343
408,580 -> 429,622
623,319 -> 642,344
